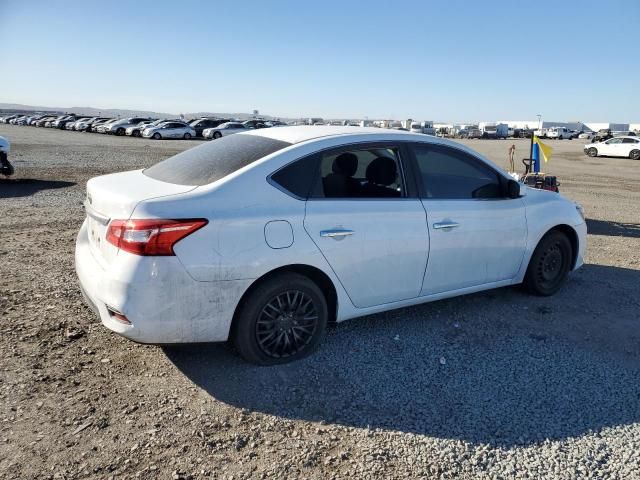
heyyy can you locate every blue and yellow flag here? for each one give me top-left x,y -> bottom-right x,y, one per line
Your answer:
532,135 -> 553,173
534,136 -> 553,163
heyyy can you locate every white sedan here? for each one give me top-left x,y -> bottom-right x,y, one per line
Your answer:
76,126 -> 586,364
584,136 -> 640,159
142,121 -> 196,140
202,121 -> 247,139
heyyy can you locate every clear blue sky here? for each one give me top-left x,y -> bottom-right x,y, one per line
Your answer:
0,0 -> 637,122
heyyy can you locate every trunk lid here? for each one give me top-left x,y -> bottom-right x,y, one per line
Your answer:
84,169 -> 196,267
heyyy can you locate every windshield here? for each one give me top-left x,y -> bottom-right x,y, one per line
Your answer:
144,134 -> 292,186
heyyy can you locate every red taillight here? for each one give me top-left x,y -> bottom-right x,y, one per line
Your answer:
106,218 -> 208,256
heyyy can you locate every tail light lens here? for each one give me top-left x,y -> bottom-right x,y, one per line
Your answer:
106,219 -> 207,256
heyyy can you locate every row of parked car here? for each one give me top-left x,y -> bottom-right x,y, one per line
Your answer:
533,126 -> 638,142
0,113 -> 289,140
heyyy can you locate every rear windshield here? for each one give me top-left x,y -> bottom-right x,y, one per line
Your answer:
143,134 -> 292,186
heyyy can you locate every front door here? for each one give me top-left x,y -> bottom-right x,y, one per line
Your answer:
303,143 -> 429,308
408,142 -> 527,295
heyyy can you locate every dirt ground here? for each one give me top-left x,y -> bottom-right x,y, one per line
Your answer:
1,125 -> 639,479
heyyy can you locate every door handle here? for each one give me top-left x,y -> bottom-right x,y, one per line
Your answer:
433,222 -> 460,230
320,229 -> 354,238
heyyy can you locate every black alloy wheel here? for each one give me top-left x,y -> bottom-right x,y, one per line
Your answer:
232,273 -> 328,365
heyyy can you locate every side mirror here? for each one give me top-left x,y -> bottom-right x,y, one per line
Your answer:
507,179 -> 521,198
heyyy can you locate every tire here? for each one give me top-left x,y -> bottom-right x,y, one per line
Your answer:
213,131 -> 222,139
630,150 -> 640,160
116,128 -> 125,136
132,130 -> 140,137
523,231 -> 572,296
232,273 -> 328,365
183,132 -> 192,140
587,148 -> 598,157
152,132 -> 161,140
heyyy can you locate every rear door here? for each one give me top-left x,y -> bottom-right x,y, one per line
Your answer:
303,143 -> 429,308
408,143 -> 527,295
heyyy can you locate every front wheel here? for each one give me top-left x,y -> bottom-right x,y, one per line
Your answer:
152,132 -> 161,140
587,148 -> 598,157
213,131 -> 222,139
183,132 -> 192,140
232,273 -> 328,365
523,231 -> 572,296
132,130 -> 140,137
630,150 -> 640,160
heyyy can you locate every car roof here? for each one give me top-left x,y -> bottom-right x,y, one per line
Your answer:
240,125 -> 436,144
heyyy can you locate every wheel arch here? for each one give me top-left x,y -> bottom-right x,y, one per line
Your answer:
538,224 -> 579,270
231,264 -> 339,333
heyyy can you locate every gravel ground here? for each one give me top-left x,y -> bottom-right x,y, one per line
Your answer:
1,125 -> 639,479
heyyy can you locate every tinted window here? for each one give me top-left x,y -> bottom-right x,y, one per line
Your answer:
606,138 -> 623,144
412,144 -> 503,199
144,134 -> 292,186
310,145 -> 404,198
622,138 -> 638,144
270,155 -> 320,199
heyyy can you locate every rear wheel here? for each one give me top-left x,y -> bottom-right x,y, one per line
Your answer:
152,132 -> 161,140
232,273 -> 328,365
630,150 -> 640,160
587,148 -> 598,157
183,132 -> 192,140
524,231 -> 572,296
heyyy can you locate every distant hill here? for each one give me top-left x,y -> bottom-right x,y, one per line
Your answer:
0,103 -> 287,121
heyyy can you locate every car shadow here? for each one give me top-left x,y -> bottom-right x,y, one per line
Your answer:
165,264 -> 640,447
0,178 -> 76,198
587,218 -> 640,238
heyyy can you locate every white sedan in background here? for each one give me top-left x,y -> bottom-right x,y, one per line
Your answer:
584,136 -> 640,159
76,126 -> 586,365
142,121 -> 196,140
202,121 -> 248,139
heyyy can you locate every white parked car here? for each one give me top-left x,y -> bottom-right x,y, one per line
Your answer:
584,136 -> 640,159
546,127 -> 573,140
105,117 -> 152,136
76,126 -> 587,364
578,131 -> 595,139
95,118 -> 120,133
142,121 -> 195,140
203,122 -> 248,139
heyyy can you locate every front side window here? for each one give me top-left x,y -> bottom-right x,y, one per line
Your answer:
606,138 -> 623,144
412,144 -> 503,199
310,145 -> 405,199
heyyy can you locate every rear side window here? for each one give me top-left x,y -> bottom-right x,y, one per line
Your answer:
412,144 -> 503,199
144,134 -> 292,186
270,155 -> 320,199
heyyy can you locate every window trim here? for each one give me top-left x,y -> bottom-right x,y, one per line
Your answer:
406,141 -> 511,201
267,141 -> 420,201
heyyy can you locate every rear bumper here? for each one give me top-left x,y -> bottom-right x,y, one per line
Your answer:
75,220 -> 251,343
